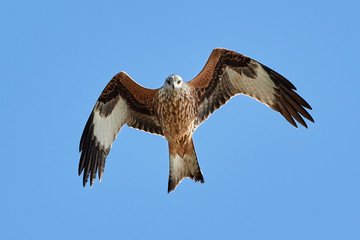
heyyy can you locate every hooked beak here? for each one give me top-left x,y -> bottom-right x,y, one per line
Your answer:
172,83 -> 175,90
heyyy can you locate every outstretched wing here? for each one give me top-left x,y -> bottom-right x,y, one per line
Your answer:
188,48 -> 314,129
79,72 -> 163,187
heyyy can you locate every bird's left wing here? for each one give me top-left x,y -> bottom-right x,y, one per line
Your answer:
79,72 -> 163,187
188,48 -> 314,129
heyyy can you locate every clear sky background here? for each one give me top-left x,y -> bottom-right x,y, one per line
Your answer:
1,0 -> 359,239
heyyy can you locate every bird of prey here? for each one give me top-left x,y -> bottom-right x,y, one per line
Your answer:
79,48 -> 314,192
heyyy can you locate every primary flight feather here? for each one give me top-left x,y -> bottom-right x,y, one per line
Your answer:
79,48 -> 314,192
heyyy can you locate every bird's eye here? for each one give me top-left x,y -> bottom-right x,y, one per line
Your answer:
166,80 -> 170,84
177,80 -> 181,84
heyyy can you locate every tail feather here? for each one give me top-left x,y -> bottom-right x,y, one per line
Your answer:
168,137 -> 204,193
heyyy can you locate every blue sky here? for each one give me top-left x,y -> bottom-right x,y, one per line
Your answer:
1,0 -> 359,239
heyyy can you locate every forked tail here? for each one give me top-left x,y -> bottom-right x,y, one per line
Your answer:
168,137 -> 204,193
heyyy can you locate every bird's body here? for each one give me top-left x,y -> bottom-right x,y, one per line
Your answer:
156,75 -> 197,142
79,48 -> 314,192
156,75 -> 204,190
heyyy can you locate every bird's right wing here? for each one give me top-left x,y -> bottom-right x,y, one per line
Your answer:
79,72 -> 163,187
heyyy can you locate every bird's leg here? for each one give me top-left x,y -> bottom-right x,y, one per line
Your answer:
176,135 -> 186,144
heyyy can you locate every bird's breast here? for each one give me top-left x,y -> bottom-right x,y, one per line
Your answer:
157,90 -> 197,142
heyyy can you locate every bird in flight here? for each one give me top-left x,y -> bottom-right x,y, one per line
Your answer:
79,48 -> 314,192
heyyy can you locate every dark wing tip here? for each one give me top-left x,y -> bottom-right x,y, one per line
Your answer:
79,111 -> 109,187
79,137 -> 108,188
264,68 -> 314,128
79,112 -> 94,153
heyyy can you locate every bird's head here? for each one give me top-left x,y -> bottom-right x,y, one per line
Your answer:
164,74 -> 184,91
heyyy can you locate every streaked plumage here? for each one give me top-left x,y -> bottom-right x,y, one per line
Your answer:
79,48 -> 314,192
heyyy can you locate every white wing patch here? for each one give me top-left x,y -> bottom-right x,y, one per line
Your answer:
93,97 -> 129,150
226,63 -> 277,106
